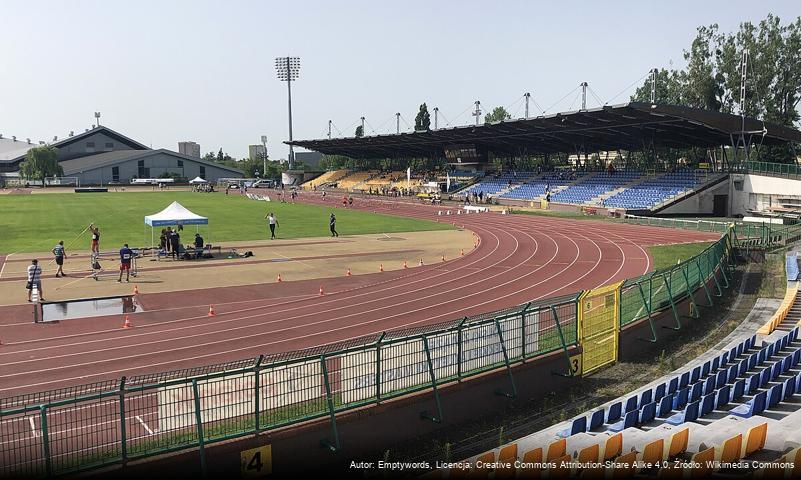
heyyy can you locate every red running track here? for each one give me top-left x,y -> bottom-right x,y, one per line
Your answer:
0,198 -> 720,397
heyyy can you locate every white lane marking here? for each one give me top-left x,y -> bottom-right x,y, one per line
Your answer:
135,415 -> 154,435
28,417 -> 40,438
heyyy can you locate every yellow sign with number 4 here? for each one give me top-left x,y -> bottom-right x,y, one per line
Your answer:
241,444 -> 272,478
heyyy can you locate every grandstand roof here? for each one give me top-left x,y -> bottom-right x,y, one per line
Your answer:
287,102 -> 801,158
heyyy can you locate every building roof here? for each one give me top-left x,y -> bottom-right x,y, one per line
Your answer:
0,126 -> 149,164
287,102 -> 801,158
59,149 -> 243,175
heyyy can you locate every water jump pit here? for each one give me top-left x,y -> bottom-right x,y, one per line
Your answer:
41,295 -> 143,322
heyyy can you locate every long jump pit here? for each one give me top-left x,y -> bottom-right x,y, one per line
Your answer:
0,229 -> 474,309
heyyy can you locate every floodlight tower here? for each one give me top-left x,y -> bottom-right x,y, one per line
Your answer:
396,113 -> 401,134
472,101 -> 481,126
580,82 -> 588,110
328,120 -> 332,139
260,135 -> 268,176
433,107 -> 439,130
275,56 -> 301,170
94,112 -> 101,127
524,92 -> 531,118
650,68 -> 658,104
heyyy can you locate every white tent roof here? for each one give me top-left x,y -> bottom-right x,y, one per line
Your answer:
189,176 -> 208,184
144,201 -> 208,226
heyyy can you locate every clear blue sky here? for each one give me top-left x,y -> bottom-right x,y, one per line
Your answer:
0,0 -> 797,160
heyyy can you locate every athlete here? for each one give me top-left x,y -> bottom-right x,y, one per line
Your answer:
52,240 -> 66,277
89,224 -> 100,254
118,243 -> 134,282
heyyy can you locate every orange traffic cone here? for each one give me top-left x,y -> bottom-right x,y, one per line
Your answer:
346,268 -> 352,276
379,264 -> 384,272
403,260 -> 408,269
133,284 -> 139,295
319,285 -> 325,296
277,273 -> 283,282
123,315 -> 132,329
460,249 -> 465,256
208,305 -> 216,316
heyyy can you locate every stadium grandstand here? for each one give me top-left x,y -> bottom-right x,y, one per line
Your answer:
290,102 -> 801,216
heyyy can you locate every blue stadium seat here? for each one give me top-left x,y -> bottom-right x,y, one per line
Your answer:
702,361 -> 711,378
739,359 -> 749,377
673,387 -> 690,410
608,410 -> 638,432
700,393 -> 716,416
668,377 -> 679,394
655,383 -> 667,401
731,379 -> 746,401
558,416 -> 587,438
727,365 -> 738,384
703,377 -> 715,396
767,384 -> 784,408
639,402 -> 657,424
715,385 -> 731,409
607,402 -> 622,422
715,370 -> 727,389
640,389 -> 653,408
730,390 -> 767,418
680,372 -> 690,389
665,400 -> 700,425
624,395 -> 638,413
589,409 -> 605,431
657,394 -> 673,417
691,366 -> 702,383
793,349 -> 801,367
784,377 -> 796,400
689,382 -> 703,402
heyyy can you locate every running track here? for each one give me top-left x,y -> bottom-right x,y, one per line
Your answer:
0,198 -> 720,398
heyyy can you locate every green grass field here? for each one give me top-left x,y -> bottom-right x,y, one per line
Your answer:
648,241 -> 713,271
0,192 -> 453,253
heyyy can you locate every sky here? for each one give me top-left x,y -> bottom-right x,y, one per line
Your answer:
0,0 -> 798,161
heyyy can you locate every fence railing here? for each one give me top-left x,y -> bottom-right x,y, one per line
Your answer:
741,161 -> 801,179
0,226 -> 743,478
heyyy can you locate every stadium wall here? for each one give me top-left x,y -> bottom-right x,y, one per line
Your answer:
65,152 -> 241,185
658,179 -> 729,216
730,174 -> 801,217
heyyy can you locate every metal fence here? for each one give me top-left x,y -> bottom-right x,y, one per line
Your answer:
740,161 -> 801,179
0,294 -> 581,478
0,220 -> 752,478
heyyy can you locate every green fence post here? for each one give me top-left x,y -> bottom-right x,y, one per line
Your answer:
253,355 -> 264,433
662,273 -> 681,330
320,355 -> 341,452
520,303 -> 531,360
550,305 -> 575,377
681,263 -> 699,319
711,261 -> 724,297
696,257 -> 713,306
493,319 -> 517,398
457,317 -> 467,380
375,332 -> 385,401
636,282 -> 657,342
420,336 -> 443,423
191,379 -> 207,479
119,376 -> 128,465
40,405 -> 52,478
719,255 -> 730,289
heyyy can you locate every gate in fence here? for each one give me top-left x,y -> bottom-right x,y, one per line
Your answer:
576,281 -> 622,375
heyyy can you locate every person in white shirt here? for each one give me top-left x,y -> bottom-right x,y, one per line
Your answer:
264,212 -> 279,239
26,259 -> 43,302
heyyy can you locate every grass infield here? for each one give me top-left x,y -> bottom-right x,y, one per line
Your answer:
648,241 -> 713,271
0,192 -> 453,253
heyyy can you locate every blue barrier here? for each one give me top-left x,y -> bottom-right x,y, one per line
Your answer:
787,253 -> 799,281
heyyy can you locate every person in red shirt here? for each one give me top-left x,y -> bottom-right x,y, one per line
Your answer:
342,195 -> 348,208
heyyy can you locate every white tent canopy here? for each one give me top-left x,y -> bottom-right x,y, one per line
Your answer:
145,201 -> 208,226
144,201 -> 209,249
189,176 -> 208,184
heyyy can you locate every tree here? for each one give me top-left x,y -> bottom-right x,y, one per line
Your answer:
355,125 -> 364,137
19,146 -> 62,186
414,103 -> 431,131
202,151 -> 217,163
484,106 -> 511,124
